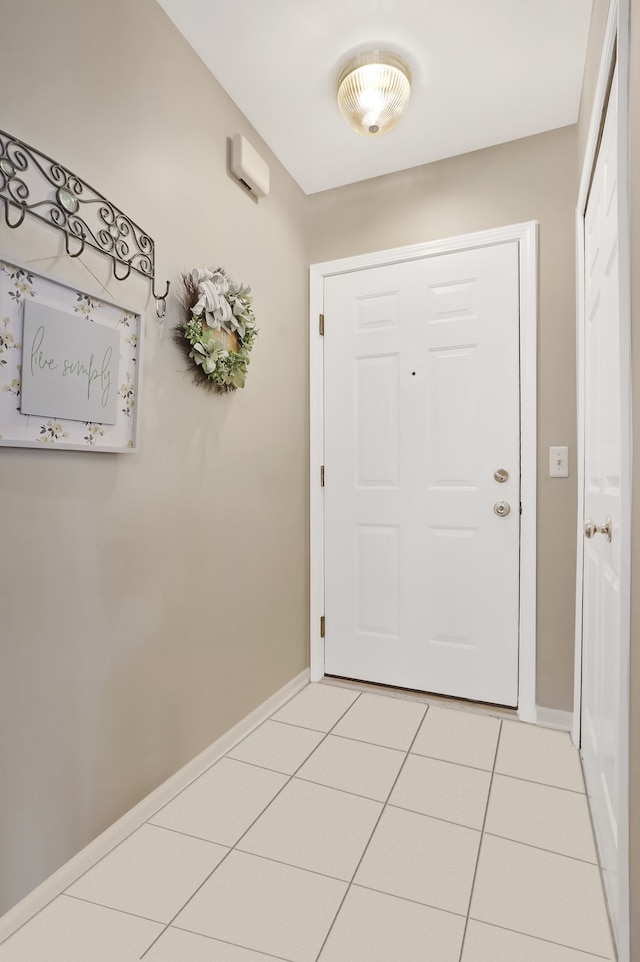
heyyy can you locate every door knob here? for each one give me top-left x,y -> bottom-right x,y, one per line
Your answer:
598,516 -> 613,542
584,517 -> 612,542
494,501 -> 511,517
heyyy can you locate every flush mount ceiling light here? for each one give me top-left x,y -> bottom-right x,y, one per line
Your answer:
337,51 -> 411,136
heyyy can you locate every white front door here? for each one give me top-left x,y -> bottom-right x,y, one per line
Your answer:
323,241 -> 521,705
581,64 -> 627,942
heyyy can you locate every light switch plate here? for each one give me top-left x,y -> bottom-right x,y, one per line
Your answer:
549,445 -> 569,477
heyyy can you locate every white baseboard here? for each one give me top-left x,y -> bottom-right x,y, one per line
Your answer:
0,669 -> 309,944
536,706 -> 573,732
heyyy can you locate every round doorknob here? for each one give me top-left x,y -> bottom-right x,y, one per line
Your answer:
598,516 -> 613,542
584,519 -> 597,539
494,501 -> 511,517
584,517 -> 612,542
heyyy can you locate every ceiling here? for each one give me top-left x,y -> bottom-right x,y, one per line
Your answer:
156,0 -> 594,195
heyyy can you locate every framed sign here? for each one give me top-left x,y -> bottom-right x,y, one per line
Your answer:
0,258 -> 142,452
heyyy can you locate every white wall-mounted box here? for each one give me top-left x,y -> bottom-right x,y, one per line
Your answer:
230,133 -> 270,199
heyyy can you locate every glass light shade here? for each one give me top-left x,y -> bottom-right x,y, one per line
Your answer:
337,51 -> 411,136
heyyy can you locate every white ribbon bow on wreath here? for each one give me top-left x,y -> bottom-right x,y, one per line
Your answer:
191,267 -> 233,330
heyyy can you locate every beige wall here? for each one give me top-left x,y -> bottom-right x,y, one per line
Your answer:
0,0 -> 309,913
307,127 -> 579,712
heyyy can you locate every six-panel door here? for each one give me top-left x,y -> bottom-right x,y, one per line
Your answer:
323,242 -> 521,706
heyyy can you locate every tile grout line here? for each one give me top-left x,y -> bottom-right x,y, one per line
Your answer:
168,923 -> 296,962
62,892 -> 166,927
490,768 -> 587,796
140,823 -> 233,847
349,881 -> 467,919
310,730 -> 407,755
330,731 -> 495,764
379,802 -> 486,835
265,718 -> 334,735
464,917 -> 614,961
481,830 -> 599,867
211,847 -> 364,884
456,718 -> 503,962
138,688 -> 367,960
311,702 -> 431,962
289,774 -> 393,805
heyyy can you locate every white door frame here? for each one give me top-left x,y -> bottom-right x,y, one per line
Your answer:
572,0 -> 630,957
310,221 -> 538,722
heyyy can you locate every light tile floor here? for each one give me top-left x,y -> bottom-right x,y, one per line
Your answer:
0,682 -> 617,962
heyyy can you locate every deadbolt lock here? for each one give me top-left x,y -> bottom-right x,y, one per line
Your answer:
494,469 -> 509,483
494,501 -> 511,517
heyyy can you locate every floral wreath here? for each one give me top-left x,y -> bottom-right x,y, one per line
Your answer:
176,267 -> 258,392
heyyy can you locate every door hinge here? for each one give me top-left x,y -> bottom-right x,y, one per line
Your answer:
520,502 -> 523,515
320,615 -> 325,638
319,313 -> 325,335
321,465 -> 325,487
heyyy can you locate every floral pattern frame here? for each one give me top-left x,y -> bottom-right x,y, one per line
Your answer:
0,257 -> 142,453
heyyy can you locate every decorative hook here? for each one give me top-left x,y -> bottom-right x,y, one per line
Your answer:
64,229 -> 86,259
1,197 -> 26,230
153,278 -> 170,319
112,258 -> 133,282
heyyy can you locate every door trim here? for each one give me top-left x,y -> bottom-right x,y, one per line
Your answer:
310,221 -> 538,722
573,0 -> 630,957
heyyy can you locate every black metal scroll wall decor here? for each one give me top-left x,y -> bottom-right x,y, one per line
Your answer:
0,129 -> 170,318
